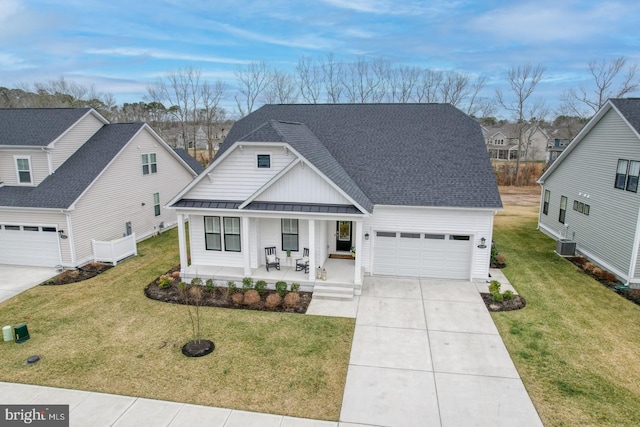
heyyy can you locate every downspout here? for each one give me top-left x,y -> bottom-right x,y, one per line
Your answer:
65,212 -> 77,267
42,147 -> 53,175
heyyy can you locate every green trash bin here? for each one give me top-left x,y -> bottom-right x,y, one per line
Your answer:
14,323 -> 30,343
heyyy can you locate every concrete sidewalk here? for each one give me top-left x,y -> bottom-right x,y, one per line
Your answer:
1,273 -> 542,427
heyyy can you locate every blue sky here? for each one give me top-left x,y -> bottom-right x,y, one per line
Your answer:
2,0 -> 639,118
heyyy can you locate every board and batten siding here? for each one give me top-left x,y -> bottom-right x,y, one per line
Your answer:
539,108 -> 640,279
255,162 -> 351,205
0,209 -> 71,264
69,128 -> 195,265
189,214 -> 244,268
50,113 -> 104,171
183,145 -> 295,201
361,206 -> 495,279
0,149 -> 49,186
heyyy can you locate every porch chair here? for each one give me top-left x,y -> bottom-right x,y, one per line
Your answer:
296,248 -> 310,273
265,246 -> 280,272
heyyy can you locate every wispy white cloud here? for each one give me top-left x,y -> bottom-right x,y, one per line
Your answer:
84,48 -> 252,65
317,0 -> 456,16
0,53 -> 36,70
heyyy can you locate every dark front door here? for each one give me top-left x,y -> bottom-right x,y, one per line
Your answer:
336,221 -> 352,251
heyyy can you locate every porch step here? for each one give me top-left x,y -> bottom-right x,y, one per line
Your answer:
313,284 -> 355,301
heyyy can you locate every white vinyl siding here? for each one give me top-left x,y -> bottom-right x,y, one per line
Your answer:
50,113 -> 104,171
189,215 -> 244,267
0,150 -> 48,186
183,145 -> 295,200
540,108 -> 640,278
255,161 -> 352,205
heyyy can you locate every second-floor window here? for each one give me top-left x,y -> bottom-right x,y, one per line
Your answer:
559,196 -> 567,224
142,153 -> 157,175
543,190 -> 550,215
615,159 -> 640,192
15,157 -> 32,184
153,193 -> 161,216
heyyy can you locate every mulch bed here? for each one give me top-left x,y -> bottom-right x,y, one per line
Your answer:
40,263 -> 113,286
144,267 -> 311,314
481,293 -> 526,312
568,256 -> 640,307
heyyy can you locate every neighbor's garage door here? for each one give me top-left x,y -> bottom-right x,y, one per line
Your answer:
373,232 -> 472,279
0,224 -> 61,267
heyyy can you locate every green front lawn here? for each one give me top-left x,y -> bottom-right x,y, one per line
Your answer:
0,229 -> 354,420
494,213 -> 640,426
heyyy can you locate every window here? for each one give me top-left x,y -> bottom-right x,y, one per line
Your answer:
425,234 -> 445,239
584,204 -> 590,215
223,217 -> 241,252
400,233 -> 420,239
153,193 -> 161,216
42,227 -> 57,232
281,219 -> 299,251
559,196 -> 567,224
615,159 -> 640,192
257,154 -> 271,168
615,159 -> 628,189
204,216 -> 221,251
543,190 -> 550,215
450,235 -> 470,241
23,226 -> 39,231
376,231 -> 396,237
142,153 -> 157,175
628,161 -> 640,192
574,201 -> 590,216
15,157 -> 32,184
4,225 -> 20,231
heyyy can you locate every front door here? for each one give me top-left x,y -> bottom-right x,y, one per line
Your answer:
336,221 -> 352,251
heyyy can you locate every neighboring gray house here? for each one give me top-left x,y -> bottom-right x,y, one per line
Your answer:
484,124 -> 550,162
0,108 -> 203,268
538,98 -> 640,285
168,104 -> 502,296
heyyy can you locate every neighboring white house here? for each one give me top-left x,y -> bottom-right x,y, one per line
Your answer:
0,108 -> 203,268
168,104 -> 503,296
484,124 -> 550,161
538,98 -> 640,286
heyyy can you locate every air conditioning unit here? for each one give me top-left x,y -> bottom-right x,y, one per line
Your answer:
556,239 -> 576,256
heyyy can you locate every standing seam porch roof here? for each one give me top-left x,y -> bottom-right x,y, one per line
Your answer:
219,104 -> 502,209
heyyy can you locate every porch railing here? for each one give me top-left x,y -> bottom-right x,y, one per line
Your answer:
92,233 -> 137,265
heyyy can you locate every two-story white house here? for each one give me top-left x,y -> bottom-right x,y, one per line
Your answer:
0,108 -> 203,268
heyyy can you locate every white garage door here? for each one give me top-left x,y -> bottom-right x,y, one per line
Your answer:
374,231 -> 472,279
0,224 -> 61,267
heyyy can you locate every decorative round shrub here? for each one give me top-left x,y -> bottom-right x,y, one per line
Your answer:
265,293 -> 282,308
592,267 -> 603,278
171,271 -> 181,279
243,289 -> 261,306
491,292 -> 504,303
231,292 -> 244,304
602,270 -> 617,283
283,292 -> 300,308
503,290 -> 515,300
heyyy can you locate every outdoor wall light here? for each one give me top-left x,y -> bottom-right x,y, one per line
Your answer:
365,233 -> 370,240
58,230 -> 68,240
478,237 -> 487,248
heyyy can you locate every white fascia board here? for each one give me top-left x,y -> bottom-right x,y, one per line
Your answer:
47,108 -> 109,149
0,206 -> 70,213
373,204 -> 502,213
174,206 -> 365,221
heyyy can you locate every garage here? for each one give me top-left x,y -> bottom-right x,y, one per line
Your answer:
373,231 -> 472,279
0,224 -> 62,267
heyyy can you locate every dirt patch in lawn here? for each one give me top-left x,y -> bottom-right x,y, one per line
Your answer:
498,185 -> 540,207
481,293 -> 527,312
145,267 -> 311,314
40,263 -> 112,286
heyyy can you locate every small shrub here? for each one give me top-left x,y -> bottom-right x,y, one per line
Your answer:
283,292 -> 301,308
255,280 -> 267,296
584,262 -> 596,273
243,289 -> 261,306
275,281 -> 288,297
68,270 -> 80,279
265,293 -> 282,308
157,274 -> 173,289
503,290 -> 515,300
496,253 -> 507,265
205,279 -> 215,293
290,282 -> 300,292
572,256 -> 587,266
488,280 -> 501,294
592,267 -> 604,278
490,241 -> 498,265
242,277 -> 254,292
602,270 -> 618,283
171,271 -> 181,279
491,292 -> 504,303
191,277 -> 203,287
231,292 -> 244,304
227,281 -> 238,295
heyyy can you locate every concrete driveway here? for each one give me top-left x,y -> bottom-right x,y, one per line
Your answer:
338,276 -> 543,427
0,265 -> 57,303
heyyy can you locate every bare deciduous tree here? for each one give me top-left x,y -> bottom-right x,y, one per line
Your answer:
264,70 -> 299,104
234,61 -> 273,117
321,53 -> 344,103
296,56 -> 322,103
200,80 -> 227,161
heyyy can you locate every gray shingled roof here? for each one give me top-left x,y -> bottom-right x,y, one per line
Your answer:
221,104 -> 502,209
173,148 -> 205,174
610,98 -> 640,135
0,108 -> 92,146
0,123 -> 144,209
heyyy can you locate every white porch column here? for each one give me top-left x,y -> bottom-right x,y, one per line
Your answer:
242,216 -> 251,277
354,219 -> 363,285
308,219 -> 316,281
177,214 -> 188,275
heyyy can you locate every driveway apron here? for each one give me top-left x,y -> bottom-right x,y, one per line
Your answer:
340,276 -> 543,427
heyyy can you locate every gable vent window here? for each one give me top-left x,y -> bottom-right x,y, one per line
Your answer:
257,154 -> 271,168
615,159 -> 640,192
142,153 -> 158,175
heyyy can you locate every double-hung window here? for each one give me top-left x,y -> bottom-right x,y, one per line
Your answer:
223,217 -> 241,252
627,161 -> 640,192
559,196 -> 567,224
142,153 -> 157,175
615,159 -> 640,192
153,193 -> 161,216
543,190 -> 550,215
281,219 -> 299,252
15,157 -> 32,184
204,216 -> 221,251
